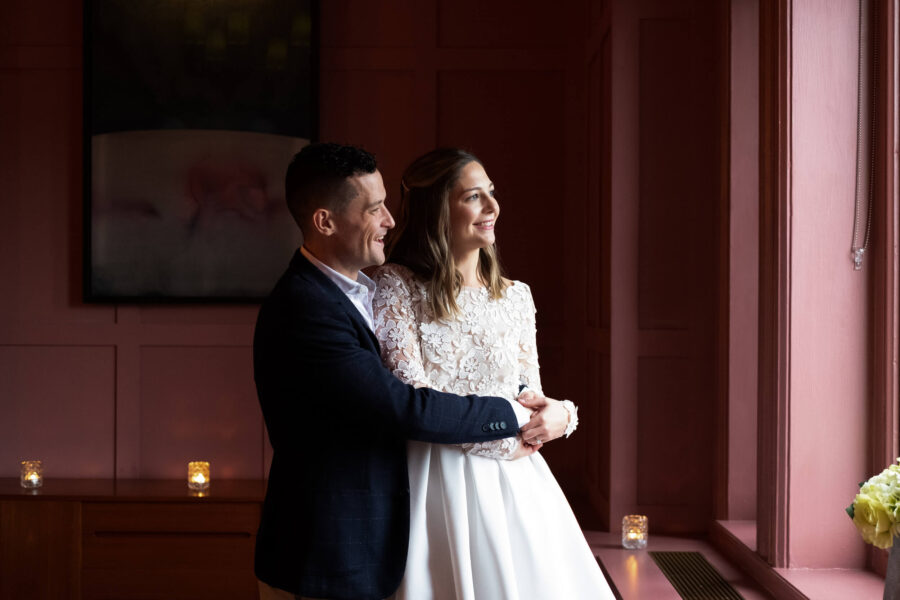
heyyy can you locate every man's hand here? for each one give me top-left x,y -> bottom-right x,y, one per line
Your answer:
517,390 -> 569,445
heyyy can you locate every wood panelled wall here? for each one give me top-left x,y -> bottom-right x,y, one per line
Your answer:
606,0 -> 724,532
0,0 -> 726,533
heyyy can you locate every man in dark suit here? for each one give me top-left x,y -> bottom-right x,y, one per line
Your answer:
254,143 -> 568,600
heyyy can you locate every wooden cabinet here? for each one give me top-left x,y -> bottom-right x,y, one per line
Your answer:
0,479 -> 265,600
0,500 -> 81,600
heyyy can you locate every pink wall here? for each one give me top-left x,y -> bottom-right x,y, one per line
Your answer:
728,0 -> 760,522
0,0 -> 603,492
788,0 -> 870,568
607,0 -> 723,533
608,0 -> 641,525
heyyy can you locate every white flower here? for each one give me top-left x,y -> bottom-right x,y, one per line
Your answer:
851,458 -> 900,549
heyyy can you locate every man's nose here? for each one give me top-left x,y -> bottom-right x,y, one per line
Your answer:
383,206 -> 396,229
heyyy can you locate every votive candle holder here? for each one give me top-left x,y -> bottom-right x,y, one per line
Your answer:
20,460 -> 43,489
187,461 -> 210,492
622,514 -> 648,550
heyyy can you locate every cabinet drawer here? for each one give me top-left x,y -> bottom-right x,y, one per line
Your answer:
83,502 -> 260,534
82,567 -> 258,600
82,531 -> 255,570
81,502 -> 260,599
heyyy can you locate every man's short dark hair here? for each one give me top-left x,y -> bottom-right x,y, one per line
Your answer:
285,143 -> 378,233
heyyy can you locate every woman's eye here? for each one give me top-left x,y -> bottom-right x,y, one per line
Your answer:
467,194 -> 479,202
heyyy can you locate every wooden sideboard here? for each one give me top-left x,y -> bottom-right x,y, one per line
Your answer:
0,479 -> 266,600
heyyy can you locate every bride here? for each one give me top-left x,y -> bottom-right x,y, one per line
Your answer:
371,148 -> 615,600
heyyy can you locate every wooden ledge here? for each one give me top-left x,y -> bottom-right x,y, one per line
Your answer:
0,478 -> 266,502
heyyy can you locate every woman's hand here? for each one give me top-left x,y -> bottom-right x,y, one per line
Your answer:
517,391 -> 570,445
511,436 -> 542,459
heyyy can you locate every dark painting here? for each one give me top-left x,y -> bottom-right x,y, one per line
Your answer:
85,0 -> 317,301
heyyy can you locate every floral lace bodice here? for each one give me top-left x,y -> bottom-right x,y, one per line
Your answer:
372,263 -> 542,460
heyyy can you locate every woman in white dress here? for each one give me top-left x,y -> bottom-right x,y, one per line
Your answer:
371,148 -> 615,600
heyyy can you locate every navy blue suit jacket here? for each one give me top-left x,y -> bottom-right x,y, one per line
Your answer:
253,251 -> 518,599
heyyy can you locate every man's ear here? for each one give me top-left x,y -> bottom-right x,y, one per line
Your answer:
311,208 -> 336,236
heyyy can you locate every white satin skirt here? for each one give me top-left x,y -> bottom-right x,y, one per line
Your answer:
391,441 -> 617,600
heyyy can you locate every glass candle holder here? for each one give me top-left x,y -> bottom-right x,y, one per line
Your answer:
622,514 -> 648,549
187,461 -> 210,492
20,460 -> 43,489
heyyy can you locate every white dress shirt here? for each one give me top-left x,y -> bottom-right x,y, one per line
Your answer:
300,246 -> 376,331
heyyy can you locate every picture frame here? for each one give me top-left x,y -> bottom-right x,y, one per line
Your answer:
83,0 -> 318,302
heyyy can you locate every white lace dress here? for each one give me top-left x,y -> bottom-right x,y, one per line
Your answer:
372,264 -> 614,600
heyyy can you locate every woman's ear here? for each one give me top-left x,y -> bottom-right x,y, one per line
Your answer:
311,208 -> 336,236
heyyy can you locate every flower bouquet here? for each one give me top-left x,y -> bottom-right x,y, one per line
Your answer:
847,458 -> 900,549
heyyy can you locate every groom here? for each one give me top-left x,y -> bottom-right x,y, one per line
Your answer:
254,143 -> 569,600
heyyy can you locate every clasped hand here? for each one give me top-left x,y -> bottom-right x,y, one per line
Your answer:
516,389 -> 569,448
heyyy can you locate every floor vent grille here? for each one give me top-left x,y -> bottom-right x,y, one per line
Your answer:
649,551 -> 745,599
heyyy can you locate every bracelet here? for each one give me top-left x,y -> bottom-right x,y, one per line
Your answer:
561,400 -> 578,438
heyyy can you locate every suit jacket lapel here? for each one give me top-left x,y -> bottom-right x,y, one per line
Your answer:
289,250 -> 380,349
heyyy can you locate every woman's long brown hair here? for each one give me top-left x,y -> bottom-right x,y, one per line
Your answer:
386,148 -> 507,320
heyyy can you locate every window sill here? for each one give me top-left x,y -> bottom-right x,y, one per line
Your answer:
710,520 -> 884,600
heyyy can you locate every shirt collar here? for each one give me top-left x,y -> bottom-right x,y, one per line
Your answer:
300,246 -> 376,296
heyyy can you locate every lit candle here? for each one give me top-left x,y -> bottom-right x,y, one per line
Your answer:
621,515 -> 648,550
187,461 -> 210,492
20,460 -> 43,489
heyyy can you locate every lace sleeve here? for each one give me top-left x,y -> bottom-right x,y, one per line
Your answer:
518,285 -> 543,395
372,267 -> 430,388
373,266 -> 522,460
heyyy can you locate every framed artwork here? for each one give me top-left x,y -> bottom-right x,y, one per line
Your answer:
84,0 -> 317,301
